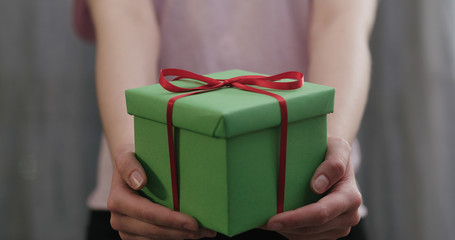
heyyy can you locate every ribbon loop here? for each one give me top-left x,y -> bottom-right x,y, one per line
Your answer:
160,68 -> 304,213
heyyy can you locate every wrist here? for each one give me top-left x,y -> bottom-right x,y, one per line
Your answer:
327,135 -> 352,149
112,143 -> 135,168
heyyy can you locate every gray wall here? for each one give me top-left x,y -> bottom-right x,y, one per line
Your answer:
358,0 -> 455,239
0,1 -> 100,239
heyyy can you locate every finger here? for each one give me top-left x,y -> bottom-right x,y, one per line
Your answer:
113,144 -> 147,190
112,213 -> 216,240
118,232 -> 151,240
108,170 -> 201,232
278,209 -> 360,236
118,232 -> 180,240
311,137 -> 352,194
280,227 -> 352,240
266,176 -> 361,230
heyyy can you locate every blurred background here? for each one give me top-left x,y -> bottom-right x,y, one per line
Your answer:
0,0 -> 454,239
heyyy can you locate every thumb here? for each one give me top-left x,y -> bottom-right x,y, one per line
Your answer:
311,137 -> 351,194
113,144 -> 147,190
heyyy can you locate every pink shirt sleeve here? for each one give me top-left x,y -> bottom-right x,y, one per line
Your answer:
72,0 -> 96,42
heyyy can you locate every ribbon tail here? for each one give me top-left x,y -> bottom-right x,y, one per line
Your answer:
277,97 -> 288,214
167,96 -> 180,211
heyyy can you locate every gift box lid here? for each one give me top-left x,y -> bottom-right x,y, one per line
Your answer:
126,70 -> 334,138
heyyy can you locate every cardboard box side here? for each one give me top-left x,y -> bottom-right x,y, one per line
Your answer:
134,116 -> 174,208
179,129 -> 229,234
284,115 -> 327,210
223,115 -> 327,236
226,127 -> 279,236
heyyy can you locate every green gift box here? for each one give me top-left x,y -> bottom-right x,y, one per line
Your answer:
125,69 -> 334,236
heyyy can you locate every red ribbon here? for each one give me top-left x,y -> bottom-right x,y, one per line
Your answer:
159,68 -> 304,213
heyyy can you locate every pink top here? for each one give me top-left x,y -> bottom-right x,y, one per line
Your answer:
75,0 -> 365,217
73,0 -> 311,74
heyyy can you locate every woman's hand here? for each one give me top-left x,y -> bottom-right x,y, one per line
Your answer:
264,137 -> 362,240
108,145 -> 217,240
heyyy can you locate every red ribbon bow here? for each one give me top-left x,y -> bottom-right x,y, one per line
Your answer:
159,68 -> 304,213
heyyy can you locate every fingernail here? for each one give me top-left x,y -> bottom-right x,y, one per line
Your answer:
130,171 -> 143,189
313,175 -> 329,193
269,222 -> 283,231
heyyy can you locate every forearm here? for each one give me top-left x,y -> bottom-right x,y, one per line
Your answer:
307,0 -> 377,144
88,0 -> 160,159
307,29 -> 371,143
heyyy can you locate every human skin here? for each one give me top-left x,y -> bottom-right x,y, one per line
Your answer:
87,0 -> 377,239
